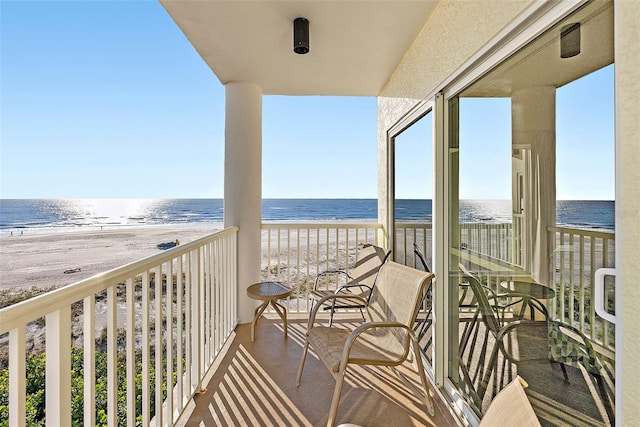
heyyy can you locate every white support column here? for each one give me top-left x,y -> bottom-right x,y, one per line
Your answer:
511,86 -> 556,283
615,1 -> 640,425
224,82 -> 262,324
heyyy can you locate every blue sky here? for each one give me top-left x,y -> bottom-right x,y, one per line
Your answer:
1,1 -> 614,200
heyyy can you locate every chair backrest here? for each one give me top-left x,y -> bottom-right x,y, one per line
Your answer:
368,261 -> 434,328
479,377 -> 541,427
413,243 -> 431,272
348,244 -> 391,288
458,264 -> 501,335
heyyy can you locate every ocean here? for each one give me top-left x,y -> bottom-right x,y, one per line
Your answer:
0,199 -> 615,236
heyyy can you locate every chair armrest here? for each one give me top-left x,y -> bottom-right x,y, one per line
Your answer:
308,294 -> 368,327
335,283 -> 372,295
313,270 -> 353,290
341,321 -> 414,366
486,292 -> 549,318
493,320 -> 549,363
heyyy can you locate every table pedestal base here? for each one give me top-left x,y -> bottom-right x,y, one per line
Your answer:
251,299 -> 288,342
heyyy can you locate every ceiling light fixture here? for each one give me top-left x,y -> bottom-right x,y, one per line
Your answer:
560,23 -> 580,58
293,17 -> 309,54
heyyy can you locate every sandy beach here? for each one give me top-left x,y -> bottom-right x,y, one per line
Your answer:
0,225 -> 222,293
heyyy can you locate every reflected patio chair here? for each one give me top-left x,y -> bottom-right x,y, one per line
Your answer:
309,244 -> 390,326
412,243 -> 434,347
458,264 -> 614,425
297,261 -> 436,427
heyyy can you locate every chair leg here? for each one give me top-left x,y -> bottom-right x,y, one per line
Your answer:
296,339 -> 310,387
412,339 -> 435,416
595,373 -> 615,425
327,368 -> 347,427
559,362 -> 569,383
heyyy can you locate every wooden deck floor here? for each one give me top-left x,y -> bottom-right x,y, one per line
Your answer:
179,315 -> 460,427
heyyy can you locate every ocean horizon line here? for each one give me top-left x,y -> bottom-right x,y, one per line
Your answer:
0,198 -> 614,236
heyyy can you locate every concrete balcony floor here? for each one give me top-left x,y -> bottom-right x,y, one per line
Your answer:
181,314 -> 460,427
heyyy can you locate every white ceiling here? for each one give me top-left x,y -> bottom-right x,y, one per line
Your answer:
160,0 -> 437,96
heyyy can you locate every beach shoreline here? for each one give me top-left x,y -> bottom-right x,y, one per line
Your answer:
0,224 -> 223,294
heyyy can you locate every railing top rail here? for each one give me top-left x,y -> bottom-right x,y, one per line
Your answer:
394,222 -> 433,227
261,221 -> 381,229
548,225 -> 615,238
0,226 -> 238,334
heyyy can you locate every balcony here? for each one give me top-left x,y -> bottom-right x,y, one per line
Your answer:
0,222 -> 615,426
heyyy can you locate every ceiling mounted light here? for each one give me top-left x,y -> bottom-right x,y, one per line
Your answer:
560,23 -> 580,58
293,17 -> 309,54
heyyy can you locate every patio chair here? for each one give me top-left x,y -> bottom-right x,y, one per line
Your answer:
479,376 -> 540,426
297,261 -> 436,427
309,244 -> 390,326
458,264 -> 614,425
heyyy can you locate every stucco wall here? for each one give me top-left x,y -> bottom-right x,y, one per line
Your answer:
615,0 -> 640,424
377,0 -> 531,223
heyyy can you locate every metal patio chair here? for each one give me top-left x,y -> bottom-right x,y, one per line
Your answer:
297,261 -> 436,427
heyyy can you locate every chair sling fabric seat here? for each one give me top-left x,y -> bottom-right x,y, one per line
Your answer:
309,326 -> 409,373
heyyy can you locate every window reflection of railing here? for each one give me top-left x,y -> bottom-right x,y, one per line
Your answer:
0,227 -> 238,426
549,226 -> 616,357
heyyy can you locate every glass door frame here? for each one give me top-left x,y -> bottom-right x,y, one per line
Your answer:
386,99 -> 436,264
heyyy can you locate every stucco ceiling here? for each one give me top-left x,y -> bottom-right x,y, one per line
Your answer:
160,0 -> 437,96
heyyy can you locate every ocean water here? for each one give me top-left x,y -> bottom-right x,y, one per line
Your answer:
0,199 -> 614,236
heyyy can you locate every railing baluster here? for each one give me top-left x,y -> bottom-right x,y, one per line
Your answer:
205,244 -> 212,364
165,260 -> 174,425
176,256 -> 184,410
46,306 -> 72,427
154,266 -> 163,427
9,326 -> 26,427
589,235 -> 597,342
141,270 -> 151,426
569,233 -> 575,324
107,286 -> 118,427
190,249 -> 201,392
126,277 -> 135,427
602,236 -> 612,348
83,296 -> 96,427
579,234 -> 586,333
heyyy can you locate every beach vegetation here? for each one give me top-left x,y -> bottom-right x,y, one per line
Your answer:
0,333 -> 178,427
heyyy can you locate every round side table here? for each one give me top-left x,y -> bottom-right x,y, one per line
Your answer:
247,282 -> 292,342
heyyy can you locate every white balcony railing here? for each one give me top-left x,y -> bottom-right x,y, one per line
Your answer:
261,222 -> 615,360
0,221 -> 615,426
260,222 -> 383,312
0,227 -> 238,427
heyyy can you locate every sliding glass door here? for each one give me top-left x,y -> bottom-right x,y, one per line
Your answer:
446,1 -> 615,425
